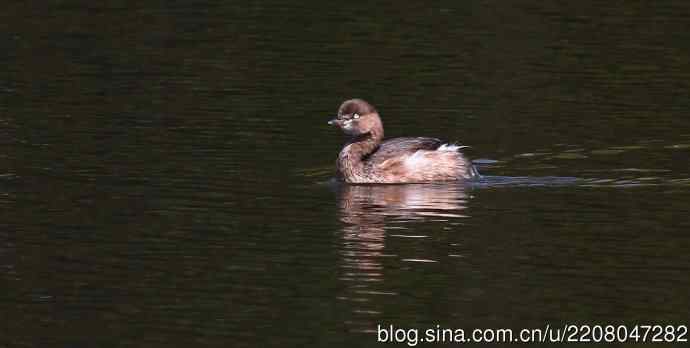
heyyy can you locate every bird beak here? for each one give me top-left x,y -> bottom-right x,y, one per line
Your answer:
328,118 -> 339,126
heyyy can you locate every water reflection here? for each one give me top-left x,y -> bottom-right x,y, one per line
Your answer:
337,183 -> 471,222
334,183 -> 470,333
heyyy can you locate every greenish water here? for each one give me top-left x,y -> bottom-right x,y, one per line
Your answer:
4,1 -> 690,347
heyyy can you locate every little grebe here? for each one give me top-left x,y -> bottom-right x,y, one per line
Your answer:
328,99 -> 479,184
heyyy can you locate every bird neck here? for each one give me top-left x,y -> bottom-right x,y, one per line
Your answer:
337,129 -> 384,182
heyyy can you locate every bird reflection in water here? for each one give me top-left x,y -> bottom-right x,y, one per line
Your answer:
334,183 -> 471,334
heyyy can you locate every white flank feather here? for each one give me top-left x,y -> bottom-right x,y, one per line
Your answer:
404,150 -> 429,168
404,144 -> 468,169
437,143 -> 469,152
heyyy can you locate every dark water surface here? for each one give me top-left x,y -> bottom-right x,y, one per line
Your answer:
4,1 -> 690,347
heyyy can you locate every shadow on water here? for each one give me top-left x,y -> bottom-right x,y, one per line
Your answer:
319,170 -> 690,191
472,175 -> 580,188
473,175 -> 690,188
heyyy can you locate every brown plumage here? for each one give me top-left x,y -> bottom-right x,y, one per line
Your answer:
328,99 -> 479,184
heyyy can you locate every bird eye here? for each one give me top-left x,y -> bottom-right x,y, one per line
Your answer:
353,113 -> 360,119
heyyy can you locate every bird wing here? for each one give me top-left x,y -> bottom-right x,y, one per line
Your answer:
366,137 -> 443,165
